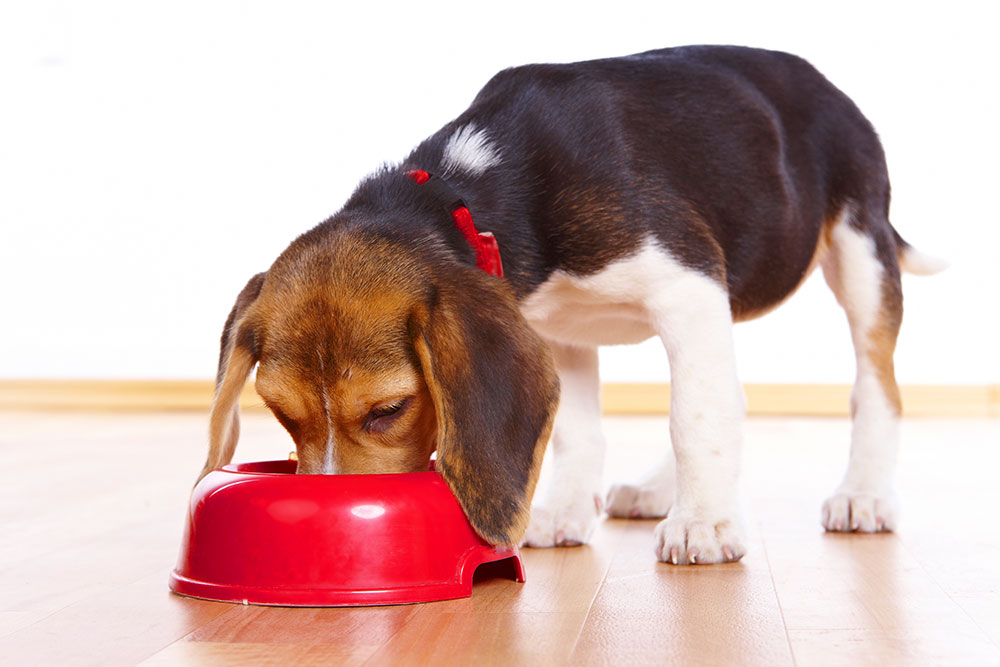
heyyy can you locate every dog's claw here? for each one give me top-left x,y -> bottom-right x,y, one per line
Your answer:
822,492 -> 899,534
655,513 -> 747,565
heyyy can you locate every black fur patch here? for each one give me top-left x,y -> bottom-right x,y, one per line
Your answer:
388,46 -> 893,318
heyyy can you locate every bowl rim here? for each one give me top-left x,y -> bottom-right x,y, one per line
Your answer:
218,459 -> 438,478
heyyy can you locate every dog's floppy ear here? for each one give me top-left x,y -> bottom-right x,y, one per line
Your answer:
409,269 -> 559,546
199,272 -> 266,482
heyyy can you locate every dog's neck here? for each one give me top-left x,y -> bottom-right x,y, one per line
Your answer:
406,169 -> 503,277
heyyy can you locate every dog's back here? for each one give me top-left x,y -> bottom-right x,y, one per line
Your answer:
405,45 -> 891,319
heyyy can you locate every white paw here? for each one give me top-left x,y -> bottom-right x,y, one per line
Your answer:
606,482 -> 673,518
606,456 -> 677,519
521,494 -> 603,548
653,509 -> 747,565
822,491 -> 898,532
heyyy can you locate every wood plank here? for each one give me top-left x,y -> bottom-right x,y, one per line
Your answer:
142,641 -> 376,666
0,573 -> 232,667
756,417 -> 1000,664
357,518 -> 628,664
570,518 -> 794,666
158,603 -> 424,666
362,610 -> 589,666
787,628 -> 1000,667
892,418 -> 1000,651
773,536 -> 1000,664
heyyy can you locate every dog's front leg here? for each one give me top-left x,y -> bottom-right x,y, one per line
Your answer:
522,342 -> 606,548
650,271 -> 748,565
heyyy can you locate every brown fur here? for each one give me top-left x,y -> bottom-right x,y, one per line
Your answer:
203,229 -> 559,546
201,273 -> 266,480
869,287 -> 903,416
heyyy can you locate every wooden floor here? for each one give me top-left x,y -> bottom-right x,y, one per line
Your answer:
1,412 -> 998,666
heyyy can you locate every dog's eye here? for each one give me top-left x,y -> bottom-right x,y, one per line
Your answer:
372,401 -> 405,417
363,398 -> 411,433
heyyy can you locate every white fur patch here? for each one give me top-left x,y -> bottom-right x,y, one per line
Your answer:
441,125 -> 502,177
318,355 -> 338,475
321,433 -> 337,474
520,245 -> 661,347
522,239 -> 747,563
824,209 -> 883,356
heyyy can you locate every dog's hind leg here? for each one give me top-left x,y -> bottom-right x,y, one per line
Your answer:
819,205 -> 903,532
522,342 -> 607,547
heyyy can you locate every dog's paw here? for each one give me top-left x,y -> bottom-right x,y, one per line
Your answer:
653,510 -> 747,565
822,491 -> 898,533
605,482 -> 673,518
521,494 -> 603,548
605,456 -> 677,519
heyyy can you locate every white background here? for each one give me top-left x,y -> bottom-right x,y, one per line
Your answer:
1,1 -> 996,384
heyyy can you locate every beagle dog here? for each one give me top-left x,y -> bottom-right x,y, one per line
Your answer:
202,45 -> 943,564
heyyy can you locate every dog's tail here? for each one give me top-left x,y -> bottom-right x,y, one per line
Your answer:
893,228 -> 949,276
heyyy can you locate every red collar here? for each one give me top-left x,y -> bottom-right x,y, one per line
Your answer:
407,169 -> 504,277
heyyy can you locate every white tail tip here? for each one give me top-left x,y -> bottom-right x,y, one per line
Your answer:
900,246 -> 949,275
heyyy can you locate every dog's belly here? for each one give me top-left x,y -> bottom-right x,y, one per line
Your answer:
524,300 -> 656,346
520,267 -> 656,347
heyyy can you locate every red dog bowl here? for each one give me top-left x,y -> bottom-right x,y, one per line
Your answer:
169,460 -> 524,606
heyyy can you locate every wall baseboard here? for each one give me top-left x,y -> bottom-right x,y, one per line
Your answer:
600,383 -> 999,418
1,380 -> 997,417
0,380 -> 261,413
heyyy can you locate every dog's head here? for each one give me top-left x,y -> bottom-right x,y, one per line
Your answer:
202,225 -> 559,546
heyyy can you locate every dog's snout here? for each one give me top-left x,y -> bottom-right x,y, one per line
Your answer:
295,459 -> 340,475
292,439 -> 341,475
